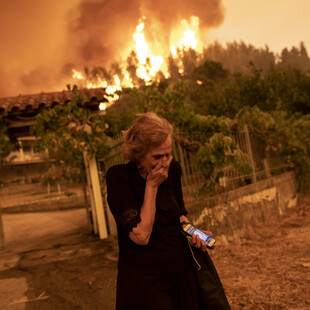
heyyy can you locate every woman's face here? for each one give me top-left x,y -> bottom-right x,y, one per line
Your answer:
139,136 -> 172,175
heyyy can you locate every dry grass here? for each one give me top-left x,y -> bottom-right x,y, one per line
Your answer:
210,198 -> 310,309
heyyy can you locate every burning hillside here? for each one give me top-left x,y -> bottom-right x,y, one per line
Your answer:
0,0 -> 224,98
72,14 -> 213,101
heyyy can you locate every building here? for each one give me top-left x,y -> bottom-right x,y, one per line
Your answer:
0,88 -> 107,185
0,88 -> 111,241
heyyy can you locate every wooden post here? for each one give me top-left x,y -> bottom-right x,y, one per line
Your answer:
83,152 -> 98,234
86,154 -> 108,239
263,158 -> 271,178
81,178 -> 94,233
0,207 -> 5,250
57,182 -> 61,194
243,124 -> 257,183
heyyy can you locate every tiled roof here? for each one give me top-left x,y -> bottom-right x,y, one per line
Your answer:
0,88 -> 107,117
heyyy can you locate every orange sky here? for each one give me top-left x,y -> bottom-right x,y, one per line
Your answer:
0,0 -> 309,98
208,0 -> 310,53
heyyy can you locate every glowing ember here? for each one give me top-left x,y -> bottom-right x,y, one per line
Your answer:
72,16 -> 202,100
99,102 -> 107,111
72,69 -> 84,80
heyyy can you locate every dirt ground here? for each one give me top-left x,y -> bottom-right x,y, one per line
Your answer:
0,198 -> 309,310
211,198 -> 310,309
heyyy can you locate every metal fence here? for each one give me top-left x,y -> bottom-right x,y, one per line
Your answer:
98,125 -> 288,196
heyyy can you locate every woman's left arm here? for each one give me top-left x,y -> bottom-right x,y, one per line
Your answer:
179,215 -> 190,224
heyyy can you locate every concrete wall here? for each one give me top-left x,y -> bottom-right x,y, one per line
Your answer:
0,182 -> 86,213
1,195 -> 86,214
186,171 -> 298,243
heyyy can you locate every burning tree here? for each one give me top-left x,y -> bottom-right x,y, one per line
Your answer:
71,15 -> 205,100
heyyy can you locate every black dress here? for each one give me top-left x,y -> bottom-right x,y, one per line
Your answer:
106,160 -> 200,310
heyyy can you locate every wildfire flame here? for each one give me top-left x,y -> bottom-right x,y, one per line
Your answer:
134,17 -> 164,82
72,16 -> 202,104
171,16 -> 200,56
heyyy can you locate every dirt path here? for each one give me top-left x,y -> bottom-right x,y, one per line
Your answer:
0,199 -> 309,309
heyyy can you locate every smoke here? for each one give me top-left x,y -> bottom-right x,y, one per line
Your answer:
0,0 -> 224,98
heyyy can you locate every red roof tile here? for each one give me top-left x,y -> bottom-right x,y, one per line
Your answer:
0,88 -> 107,117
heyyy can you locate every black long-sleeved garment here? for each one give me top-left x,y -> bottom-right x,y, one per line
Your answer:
106,159 -> 200,310
106,159 -> 190,272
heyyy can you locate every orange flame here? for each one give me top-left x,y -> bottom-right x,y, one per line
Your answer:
133,17 -> 164,82
73,16 -> 202,101
171,16 -> 201,56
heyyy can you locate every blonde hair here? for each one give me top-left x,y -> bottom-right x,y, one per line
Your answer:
122,112 -> 173,163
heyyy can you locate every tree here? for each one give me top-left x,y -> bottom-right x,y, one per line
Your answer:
188,60 -> 229,116
109,80 -> 251,195
263,66 -> 310,114
31,85 -> 109,229
89,41 -> 310,196
0,122 -> 15,166
203,41 -> 275,74
237,106 -> 310,195
279,42 -> 310,72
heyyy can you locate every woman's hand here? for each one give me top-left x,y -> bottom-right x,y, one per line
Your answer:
190,230 -> 216,251
146,156 -> 173,187
179,215 -> 189,224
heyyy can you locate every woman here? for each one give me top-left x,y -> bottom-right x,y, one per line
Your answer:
106,112 -> 230,310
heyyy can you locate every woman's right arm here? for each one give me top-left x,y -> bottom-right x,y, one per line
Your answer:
128,183 -> 158,245
129,157 -> 173,245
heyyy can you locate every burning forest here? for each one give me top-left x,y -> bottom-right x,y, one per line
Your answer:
0,0 -> 225,98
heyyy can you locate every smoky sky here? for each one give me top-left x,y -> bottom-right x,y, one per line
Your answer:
0,0 -> 224,98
